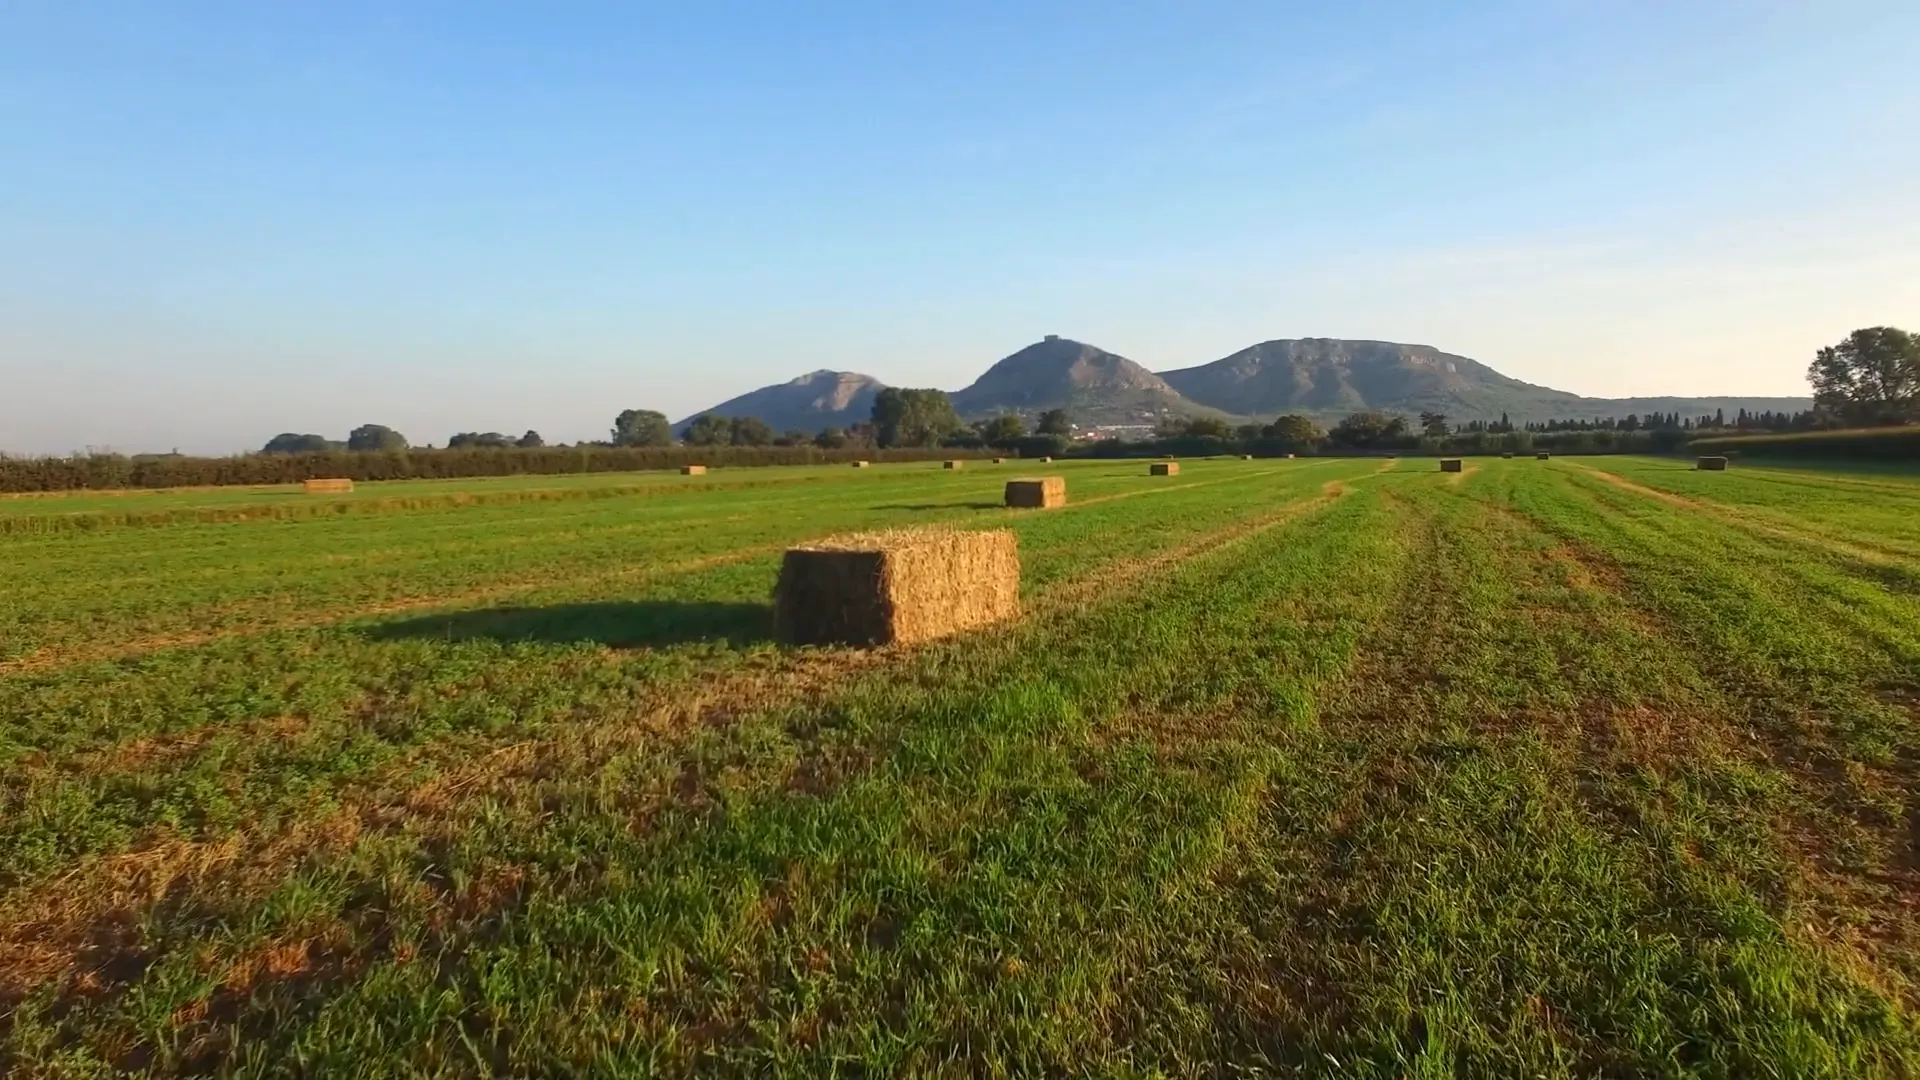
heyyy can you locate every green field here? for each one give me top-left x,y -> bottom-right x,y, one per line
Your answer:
4,456 -> 1920,1077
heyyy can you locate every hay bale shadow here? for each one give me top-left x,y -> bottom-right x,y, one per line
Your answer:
363,601 -> 772,648
870,502 -> 1004,511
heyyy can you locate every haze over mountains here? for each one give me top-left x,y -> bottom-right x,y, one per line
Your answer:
682,337 -> 1811,432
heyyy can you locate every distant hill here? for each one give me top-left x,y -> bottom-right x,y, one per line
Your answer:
677,370 -> 885,434
683,338 -> 1810,434
1161,339 -> 1810,424
949,337 -> 1225,423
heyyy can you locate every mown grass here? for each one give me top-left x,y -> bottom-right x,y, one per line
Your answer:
3,456 -> 1918,1077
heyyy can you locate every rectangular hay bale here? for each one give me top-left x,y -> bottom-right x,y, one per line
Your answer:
774,528 -> 1020,646
1697,455 -> 1729,471
1150,462 -> 1179,476
303,478 -> 354,494
1004,476 -> 1066,509
944,460 -> 963,470
1536,452 -> 1550,460
1440,459 -> 1464,472
851,460 -> 871,468
992,457 -> 1006,464
1039,456 -> 1053,463
1501,452 -> 1514,459
681,465 -> 708,475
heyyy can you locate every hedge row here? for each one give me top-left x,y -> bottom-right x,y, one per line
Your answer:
1687,427 -> 1920,460
0,446 -> 996,493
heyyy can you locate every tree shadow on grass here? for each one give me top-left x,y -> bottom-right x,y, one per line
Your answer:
870,502 -> 1005,511
363,600 -> 773,649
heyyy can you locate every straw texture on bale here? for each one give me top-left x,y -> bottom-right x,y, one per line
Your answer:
1697,456 -> 1729,471
1150,462 -> 1179,476
774,528 -> 1020,647
303,478 -> 354,494
680,465 -> 708,475
943,460 -> 963,470
1440,459 -> 1464,473
1004,477 -> 1066,509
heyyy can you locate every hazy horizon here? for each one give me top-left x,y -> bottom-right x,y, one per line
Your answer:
4,2 -> 1916,455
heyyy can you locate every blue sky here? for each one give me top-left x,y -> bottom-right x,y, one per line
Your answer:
3,1 -> 1916,454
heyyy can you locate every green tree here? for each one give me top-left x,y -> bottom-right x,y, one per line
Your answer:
1262,414 -> 1323,449
1809,326 -> 1920,425
612,409 -> 674,447
975,414 -> 1026,447
872,388 -> 961,448
1036,409 -> 1072,437
1329,412 -> 1407,448
516,430 -> 544,448
728,416 -> 776,446
1183,417 -> 1235,440
347,424 -> 409,452
813,426 -> 848,450
447,432 -> 512,449
1418,411 -> 1450,438
681,414 -> 731,446
260,433 -> 334,454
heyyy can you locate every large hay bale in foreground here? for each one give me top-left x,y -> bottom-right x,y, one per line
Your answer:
681,465 -> 708,475
1697,455 -> 1729,471
774,529 -> 1020,646
303,478 -> 354,494
1150,462 -> 1179,476
1005,477 -> 1066,509
944,460 -> 964,470
1440,459 -> 1464,473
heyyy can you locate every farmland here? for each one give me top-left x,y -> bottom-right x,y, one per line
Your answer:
4,456 -> 1920,1076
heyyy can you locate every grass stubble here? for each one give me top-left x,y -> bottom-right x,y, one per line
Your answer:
2,456 -> 1918,1076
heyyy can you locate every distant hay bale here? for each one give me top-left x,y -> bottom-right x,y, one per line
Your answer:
774,528 -> 1020,647
1039,456 -> 1053,463
303,478 -> 354,494
681,465 -> 708,475
1241,454 -> 1255,460
944,460 -> 963,470
1440,459 -> 1464,473
851,460 -> 871,468
992,457 -> 1006,464
1697,455 -> 1729,471
1285,453 -> 1296,459
1005,477 -> 1066,509
1150,462 -> 1179,476
1501,451 -> 1514,459
1536,452 -> 1550,460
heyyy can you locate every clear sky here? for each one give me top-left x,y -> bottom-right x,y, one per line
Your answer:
3,1 -> 1916,454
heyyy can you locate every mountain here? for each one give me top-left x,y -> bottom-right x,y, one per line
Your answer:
677,369 -> 885,434
948,336 -> 1223,423
1160,339 -> 1810,423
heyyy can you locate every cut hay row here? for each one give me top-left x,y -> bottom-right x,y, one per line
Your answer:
302,478 -> 354,494
1004,477 -> 1066,509
773,527 -> 1020,646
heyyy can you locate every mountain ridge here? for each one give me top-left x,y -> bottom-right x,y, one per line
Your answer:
682,337 -> 1811,430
